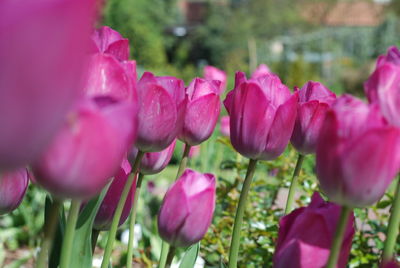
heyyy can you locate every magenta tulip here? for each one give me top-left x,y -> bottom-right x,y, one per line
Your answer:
220,116 -> 230,137
251,64 -> 272,79
0,0 -> 96,171
273,192 -> 354,268
94,159 -> 135,230
376,46 -> 400,67
224,72 -> 298,160
0,168 -> 29,215
316,95 -> 400,207
291,81 -> 336,154
91,26 -> 130,61
130,140 -> 176,175
203,65 -> 227,94
188,145 -> 201,159
158,169 -> 216,247
179,78 -> 221,146
33,97 -> 137,199
136,72 -> 187,152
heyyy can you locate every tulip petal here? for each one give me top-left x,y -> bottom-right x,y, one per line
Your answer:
0,169 -> 29,215
262,93 -> 298,160
104,39 -> 130,61
180,93 -> 220,145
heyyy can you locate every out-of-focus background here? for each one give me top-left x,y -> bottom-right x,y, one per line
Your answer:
102,0 -> 400,94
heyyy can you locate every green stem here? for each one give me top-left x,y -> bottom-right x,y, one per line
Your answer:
228,159 -> 258,268
284,154 -> 305,214
382,177 -> 400,262
59,199 -> 81,268
158,242 -> 170,268
36,200 -> 61,268
101,151 -> 145,268
91,229 -> 100,254
326,206 -> 352,268
177,143 -> 191,179
165,246 -> 176,268
126,173 -> 145,268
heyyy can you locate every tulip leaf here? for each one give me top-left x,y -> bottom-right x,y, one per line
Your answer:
376,199 -> 392,209
48,196 -> 66,268
179,242 -> 200,268
219,258 -> 227,268
69,183 -> 110,268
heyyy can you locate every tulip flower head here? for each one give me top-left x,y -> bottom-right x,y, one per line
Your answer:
251,64 -> 272,79
316,95 -> 400,207
273,192 -> 354,268
291,81 -> 336,154
0,168 -> 29,215
158,169 -> 216,247
220,116 -> 230,137
91,26 -> 130,61
179,78 -> 221,146
224,72 -> 298,160
203,65 -> 227,94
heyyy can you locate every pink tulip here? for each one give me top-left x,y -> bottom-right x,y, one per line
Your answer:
33,97 -> 137,199
203,65 -> 227,94
224,72 -> 298,160
91,26 -> 130,62
274,192 -> 354,268
316,95 -> 400,207
158,169 -> 216,247
136,72 -> 187,152
179,78 -> 221,146
0,168 -> 29,215
291,81 -> 336,154
0,0 -> 96,171
251,64 -> 272,79
365,62 -> 400,127
93,159 -> 135,230
130,140 -> 176,175
188,145 -> 201,159
376,46 -> 400,67
220,116 -> 230,137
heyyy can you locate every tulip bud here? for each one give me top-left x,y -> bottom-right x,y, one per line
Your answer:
129,140 -> 176,175
291,81 -> 336,154
0,0 -> 96,171
203,65 -> 227,94
158,169 -> 216,247
316,95 -> 400,207
93,159 -> 135,230
0,168 -> 29,215
179,78 -> 221,146
224,72 -> 298,160
136,72 -> 187,152
251,64 -> 272,79
91,26 -> 130,61
33,97 -> 137,199
273,192 -> 355,268
220,116 -> 230,137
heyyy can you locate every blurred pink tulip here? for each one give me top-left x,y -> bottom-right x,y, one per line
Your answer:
179,78 -> 221,145
273,192 -> 354,268
130,140 -> 176,175
376,46 -> 400,67
0,0 -> 96,171
316,95 -> 400,207
188,145 -> 201,159
91,26 -> 130,61
136,72 -> 187,152
33,97 -> 137,199
158,169 -> 216,247
93,159 -> 135,230
224,72 -> 298,160
220,116 -> 230,137
0,168 -> 29,215
251,64 -> 272,79
203,65 -> 227,94
291,81 -> 336,154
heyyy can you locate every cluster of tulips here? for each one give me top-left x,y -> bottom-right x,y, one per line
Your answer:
1,1 -> 400,268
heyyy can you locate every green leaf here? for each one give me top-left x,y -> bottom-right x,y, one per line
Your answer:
376,200 -> 392,209
48,196 -> 66,268
219,257 -> 227,268
69,183 -> 110,268
179,243 -> 200,268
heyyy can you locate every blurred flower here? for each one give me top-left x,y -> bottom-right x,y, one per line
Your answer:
224,72 -> 297,160
121,224 -> 142,248
33,97 -> 137,199
220,116 -> 230,137
188,145 -> 201,159
316,95 -> 400,207
251,64 -> 272,79
0,0 -> 96,171
129,140 -> 176,175
381,261 -> 400,268
273,192 -> 354,268
158,169 -> 216,247
90,26 -> 130,61
0,168 -> 29,215
136,72 -> 187,152
179,78 -> 221,146
376,46 -> 400,67
203,65 -> 227,94
291,81 -> 336,154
